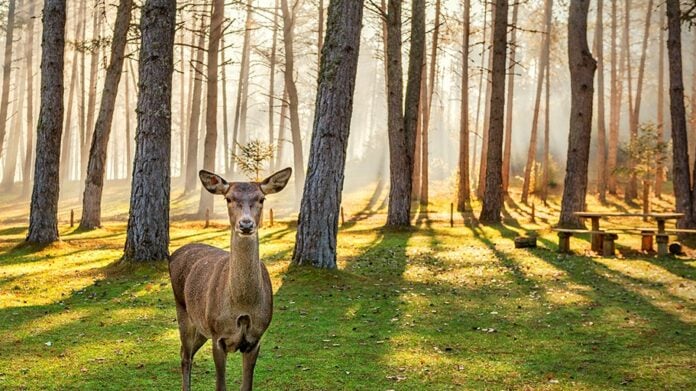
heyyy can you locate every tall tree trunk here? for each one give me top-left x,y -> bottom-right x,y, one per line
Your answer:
21,0 -> 36,198
198,0 -> 224,217
77,0 -> 87,180
268,0 -> 280,171
221,34 -> 230,175
607,0 -> 620,194
85,3 -> 101,164
386,0 -> 406,223
472,2 -> 489,195
233,0 -> 253,150
558,0 -> 596,228
26,0 -> 66,244
412,59 -> 422,200
0,0 -> 15,163
59,3 -> 85,184
178,32 -> 185,177
317,0 -> 324,73
418,0 -> 441,206
2,59 -> 25,187
80,0 -> 133,229
184,17 -> 206,193
457,0 -> 470,212
276,86 -> 288,169
521,0 -> 552,204
386,0 -> 424,227
541,51 -> 550,203
690,32 -> 696,175
623,0 -> 636,200
1,50 -> 25,188
123,0 -> 176,262
281,0 -> 306,201
479,0 -> 509,224
655,8 -> 666,198
477,4 -> 495,199
664,0 -> 694,227
125,59 -> 133,180
627,0 -> 654,202
594,0 -> 607,203
292,0 -> 364,269
501,0 -> 519,194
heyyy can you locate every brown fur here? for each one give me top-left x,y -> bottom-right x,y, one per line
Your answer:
169,168 -> 291,391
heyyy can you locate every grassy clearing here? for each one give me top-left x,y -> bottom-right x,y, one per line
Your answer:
0,182 -> 695,390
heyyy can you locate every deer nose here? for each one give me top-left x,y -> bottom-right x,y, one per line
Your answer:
238,218 -> 255,234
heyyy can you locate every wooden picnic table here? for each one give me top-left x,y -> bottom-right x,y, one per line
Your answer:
573,212 -> 684,255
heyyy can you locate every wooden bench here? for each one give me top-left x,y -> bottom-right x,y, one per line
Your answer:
633,228 -> 695,253
552,228 -> 618,256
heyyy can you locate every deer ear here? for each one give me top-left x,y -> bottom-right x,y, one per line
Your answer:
260,167 -> 292,194
199,170 -> 229,195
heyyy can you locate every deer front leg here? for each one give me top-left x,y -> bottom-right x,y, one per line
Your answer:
241,344 -> 260,391
213,339 -> 228,391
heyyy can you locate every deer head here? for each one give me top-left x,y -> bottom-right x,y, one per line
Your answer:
199,168 -> 292,236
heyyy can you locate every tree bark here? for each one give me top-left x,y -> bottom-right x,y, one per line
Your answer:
472,3 -> 489,194
457,0 -> 470,212
84,2 -> 101,167
541,49 -> 550,203
501,0 -> 519,194
198,0 -> 224,217
317,0 -> 324,73
268,0 -> 280,171
623,0 -> 636,200
655,8 -> 665,198
521,0 -> 552,204
221,34 -> 230,175
607,0 -> 620,194
2,56 -> 25,188
77,0 -> 87,180
59,2 -> 86,184
232,0 -> 253,154
292,0 -> 364,269
276,86 -> 288,169
183,17 -> 206,193
478,0 -> 508,224
26,0 -> 66,244
21,0 -> 36,197
665,0 -> 694,227
80,0 -> 133,229
627,0 -> 654,202
558,0 -> 596,228
281,0 -> 305,202
0,0 -> 16,163
477,4 -> 495,199
594,0 -> 607,203
123,0 -> 175,261
418,0 -> 441,206
386,0 -> 424,227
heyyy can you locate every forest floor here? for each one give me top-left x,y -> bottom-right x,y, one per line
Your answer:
0,179 -> 695,390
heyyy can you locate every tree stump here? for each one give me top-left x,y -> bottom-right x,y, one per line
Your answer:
656,234 -> 669,256
640,230 -> 654,252
514,236 -> 537,248
557,232 -> 572,253
602,233 -> 618,257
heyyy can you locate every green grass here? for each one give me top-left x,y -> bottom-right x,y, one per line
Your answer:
0,182 -> 695,390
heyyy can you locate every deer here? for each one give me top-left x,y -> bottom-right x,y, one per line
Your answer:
168,167 -> 292,391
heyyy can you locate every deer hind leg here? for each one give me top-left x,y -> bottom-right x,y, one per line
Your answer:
240,344 -> 260,391
177,306 -> 207,391
213,339 -> 228,391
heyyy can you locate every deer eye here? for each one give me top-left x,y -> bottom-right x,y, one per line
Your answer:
259,198 -> 265,204
225,197 -> 232,203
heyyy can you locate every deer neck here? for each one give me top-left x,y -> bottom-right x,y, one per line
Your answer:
228,230 -> 264,307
